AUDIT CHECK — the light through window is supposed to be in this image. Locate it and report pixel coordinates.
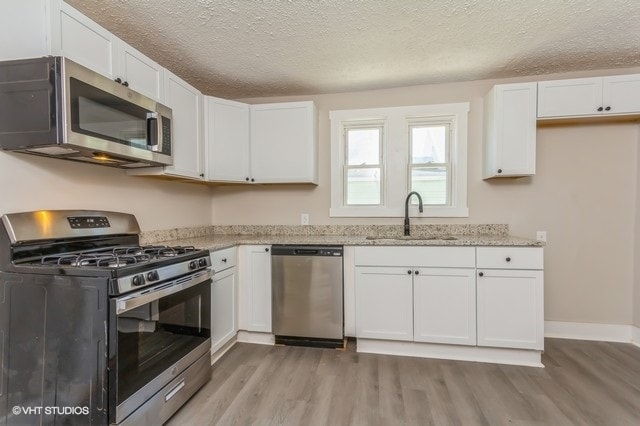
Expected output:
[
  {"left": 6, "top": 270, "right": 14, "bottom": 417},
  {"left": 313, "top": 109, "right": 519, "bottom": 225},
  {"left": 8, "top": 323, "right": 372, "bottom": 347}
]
[
  {"left": 345, "top": 126, "right": 383, "bottom": 205},
  {"left": 409, "top": 123, "right": 450, "bottom": 206}
]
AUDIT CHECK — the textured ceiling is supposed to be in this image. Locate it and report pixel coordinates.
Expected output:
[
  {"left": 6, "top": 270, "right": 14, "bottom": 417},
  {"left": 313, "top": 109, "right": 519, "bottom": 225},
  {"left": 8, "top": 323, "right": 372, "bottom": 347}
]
[{"left": 66, "top": 0, "right": 640, "bottom": 99}]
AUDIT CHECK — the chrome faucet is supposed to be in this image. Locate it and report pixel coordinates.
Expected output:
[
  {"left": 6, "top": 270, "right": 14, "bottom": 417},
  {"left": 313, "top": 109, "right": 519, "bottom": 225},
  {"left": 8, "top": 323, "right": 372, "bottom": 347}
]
[{"left": 404, "top": 191, "right": 423, "bottom": 236}]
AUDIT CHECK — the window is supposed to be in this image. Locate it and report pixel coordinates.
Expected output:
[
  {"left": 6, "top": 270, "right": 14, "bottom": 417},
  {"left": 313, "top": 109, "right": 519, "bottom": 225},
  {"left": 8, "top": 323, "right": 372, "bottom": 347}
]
[
  {"left": 409, "top": 121, "right": 450, "bottom": 206},
  {"left": 330, "top": 103, "right": 469, "bottom": 217},
  {"left": 345, "top": 124, "right": 383, "bottom": 205}
]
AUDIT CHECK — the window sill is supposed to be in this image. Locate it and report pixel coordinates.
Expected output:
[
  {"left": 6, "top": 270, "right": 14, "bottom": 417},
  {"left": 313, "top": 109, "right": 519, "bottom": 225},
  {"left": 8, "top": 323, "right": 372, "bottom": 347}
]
[{"left": 329, "top": 206, "right": 469, "bottom": 218}]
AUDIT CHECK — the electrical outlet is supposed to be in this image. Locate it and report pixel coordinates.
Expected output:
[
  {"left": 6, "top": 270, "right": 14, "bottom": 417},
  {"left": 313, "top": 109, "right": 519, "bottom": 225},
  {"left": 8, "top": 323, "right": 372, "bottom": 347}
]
[
  {"left": 301, "top": 213, "right": 309, "bottom": 225},
  {"left": 536, "top": 231, "right": 547, "bottom": 242}
]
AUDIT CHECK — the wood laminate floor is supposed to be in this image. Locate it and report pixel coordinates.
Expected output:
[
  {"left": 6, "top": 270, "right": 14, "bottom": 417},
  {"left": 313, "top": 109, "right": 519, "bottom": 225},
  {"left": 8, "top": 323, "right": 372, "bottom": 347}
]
[{"left": 167, "top": 338, "right": 640, "bottom": 425}]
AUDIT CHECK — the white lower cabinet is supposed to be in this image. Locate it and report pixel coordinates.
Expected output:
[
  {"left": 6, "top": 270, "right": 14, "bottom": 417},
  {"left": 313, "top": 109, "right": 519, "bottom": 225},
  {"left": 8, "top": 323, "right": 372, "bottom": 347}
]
[
  {"left": 238, "top": 245, "right": 272, "bottom": 333},
  {"left": 210, "top": 247, "right": 238, "bottom": 354},
  {"left": 211, "top": 265, "right": 237, "bottom": 353},
  {"left": 476, "top": 247, "right": 544, "bottom": 350},
  {"left": 476, "top": 269, "right": 544, "bottom": 350},
  {"left": 354, "top": 246, "right": 476, "bottom": 345},
  {"left": 413, "top": 268, "right": 476, "bottom": 345},
  {"left": 355, "top": 267, "right": 413, "bottom": 341}
]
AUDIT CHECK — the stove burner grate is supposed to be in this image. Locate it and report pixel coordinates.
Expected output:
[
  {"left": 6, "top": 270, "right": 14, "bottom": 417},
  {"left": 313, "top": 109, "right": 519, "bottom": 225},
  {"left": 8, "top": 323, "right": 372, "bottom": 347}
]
[{"left": 37, "top": 245, "right": 199, "bottom": 269}]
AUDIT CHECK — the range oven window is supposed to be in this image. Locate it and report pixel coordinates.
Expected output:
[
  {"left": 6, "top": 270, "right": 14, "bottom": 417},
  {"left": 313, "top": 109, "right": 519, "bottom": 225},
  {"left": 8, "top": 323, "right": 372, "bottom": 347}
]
[{"left": 116, "top": 280, "right": 210, "bottom": 404}]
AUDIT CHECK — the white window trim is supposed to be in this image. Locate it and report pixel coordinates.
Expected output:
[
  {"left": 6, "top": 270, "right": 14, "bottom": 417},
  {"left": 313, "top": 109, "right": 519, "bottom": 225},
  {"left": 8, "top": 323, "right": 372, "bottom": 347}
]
[{"left": 330, "top": 102, "right": 469, "bottom": 218}]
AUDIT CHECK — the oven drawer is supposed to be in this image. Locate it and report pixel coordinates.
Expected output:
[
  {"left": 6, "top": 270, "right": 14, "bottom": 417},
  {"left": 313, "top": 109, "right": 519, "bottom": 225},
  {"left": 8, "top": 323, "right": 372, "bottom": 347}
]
[
  {"left": 211, "top": 247, "right": 237, "bottom": 272},
  {"left": 118, "top": 352, "right": 211, "bottom": 425}
]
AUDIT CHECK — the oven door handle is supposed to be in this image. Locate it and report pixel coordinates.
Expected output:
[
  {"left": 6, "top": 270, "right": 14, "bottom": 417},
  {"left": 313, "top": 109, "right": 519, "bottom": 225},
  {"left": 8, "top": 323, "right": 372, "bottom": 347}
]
[{"left": 116, "top": 269, "right": 212, "bottom": 314}]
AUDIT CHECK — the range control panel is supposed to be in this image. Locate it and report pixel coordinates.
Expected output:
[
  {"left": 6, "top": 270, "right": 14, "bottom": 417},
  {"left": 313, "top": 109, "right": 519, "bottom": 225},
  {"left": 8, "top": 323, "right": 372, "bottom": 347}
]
[{"left": 67, "top": 216, "right": 111, "bottom": 229}]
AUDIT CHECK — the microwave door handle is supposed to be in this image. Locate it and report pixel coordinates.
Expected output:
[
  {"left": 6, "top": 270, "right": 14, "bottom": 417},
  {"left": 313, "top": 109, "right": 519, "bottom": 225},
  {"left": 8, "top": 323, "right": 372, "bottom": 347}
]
[{"left": 146, "top": 112, "right": 159, "bottom": 151}]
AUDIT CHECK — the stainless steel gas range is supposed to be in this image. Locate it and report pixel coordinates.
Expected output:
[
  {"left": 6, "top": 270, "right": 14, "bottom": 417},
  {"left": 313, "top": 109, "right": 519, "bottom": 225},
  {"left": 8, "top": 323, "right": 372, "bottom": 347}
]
[{"left": 0, "top": 210, "right": 212, "bottom": 425}]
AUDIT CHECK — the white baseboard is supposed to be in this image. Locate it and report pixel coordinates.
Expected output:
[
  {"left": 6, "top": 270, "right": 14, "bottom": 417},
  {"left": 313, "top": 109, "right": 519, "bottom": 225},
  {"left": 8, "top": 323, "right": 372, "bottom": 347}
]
[
  {"left": 211, "top": 336, "right": 237, "bottom": 365},
  {"left": 357, "top": 339, "right": 543, "bottom": 368},
  {"left": 544, "top": 321, "right": 633, "bottom": 343},
  {"left": 236, "top": 330, "right": 275, "bottom": 345},
  {"left": 633, "top": 326, "right": 640, "bottom": 348}
]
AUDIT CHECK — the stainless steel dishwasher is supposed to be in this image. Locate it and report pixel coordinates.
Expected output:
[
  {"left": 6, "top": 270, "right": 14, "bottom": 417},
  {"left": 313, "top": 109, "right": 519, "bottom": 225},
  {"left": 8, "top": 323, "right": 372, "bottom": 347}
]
[{"left": 271, "top": 245, "right": 344, "bottom": 348}]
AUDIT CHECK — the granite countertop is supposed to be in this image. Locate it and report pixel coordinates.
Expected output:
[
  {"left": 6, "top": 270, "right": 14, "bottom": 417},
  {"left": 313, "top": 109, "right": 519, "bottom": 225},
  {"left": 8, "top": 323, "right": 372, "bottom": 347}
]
[
  {"left": 140, "top": 224, "right": 543, "bottom": 250},
  {"left": 157, "top": 233, "right": 544, "bottom": 252}
]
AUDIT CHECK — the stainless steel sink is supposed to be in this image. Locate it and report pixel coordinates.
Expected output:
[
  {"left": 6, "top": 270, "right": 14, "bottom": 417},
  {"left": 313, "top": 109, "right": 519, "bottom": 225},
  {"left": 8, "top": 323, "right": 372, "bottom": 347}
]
[{"left": 365, "top": 235, "right": 458, "bottom": 241}]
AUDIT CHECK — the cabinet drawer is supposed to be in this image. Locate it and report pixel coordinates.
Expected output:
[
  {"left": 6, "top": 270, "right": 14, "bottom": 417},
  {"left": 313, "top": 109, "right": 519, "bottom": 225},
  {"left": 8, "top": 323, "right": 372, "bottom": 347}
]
[
  {"left": 211, "top": 247, "right": 237, "bottom": 271},
  {"left": 476, "top": 247, "right": 543, "bottom": 270},
  {"left": 354, "top": 246, "right": 475, "bottom": 268}
]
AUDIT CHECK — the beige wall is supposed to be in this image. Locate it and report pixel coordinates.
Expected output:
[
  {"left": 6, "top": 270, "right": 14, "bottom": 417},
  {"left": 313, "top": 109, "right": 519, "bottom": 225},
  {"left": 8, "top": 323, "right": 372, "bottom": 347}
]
[
  {"left": 211, "top": 68, "right": 640, "bottom": 326},
  {"left": 0, "top": 152, "right": 212, "bottom": 231},
  {"left": 635, "top": 129, "right": 640, "bottom": 329}
]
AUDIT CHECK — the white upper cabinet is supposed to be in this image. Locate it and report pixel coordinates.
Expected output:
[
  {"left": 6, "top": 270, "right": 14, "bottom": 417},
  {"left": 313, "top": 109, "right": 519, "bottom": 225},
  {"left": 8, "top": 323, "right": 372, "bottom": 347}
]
[
  {"left": 116, "top": 42, "right": 164, "bottom": 101},
  {"left": 205, "top": 100, "right": 318, "bottom": 184},
  {"left": 205, "top": 97, "right": 250, "bottom": 182},
  {"left": 161, "top": 71, "right": 204, "bottom": 179},
  {"left": 483, "top": 82, "right": 537, "bottom": 179},
  {"left": 538, "top": 74, "right": 640, "bottom": 118},
  {"left": 1, "top": 0, "right": 164, "bottom": 101},
  {"left": 250, "top": 101, "right": 318, "bottom": 184}
]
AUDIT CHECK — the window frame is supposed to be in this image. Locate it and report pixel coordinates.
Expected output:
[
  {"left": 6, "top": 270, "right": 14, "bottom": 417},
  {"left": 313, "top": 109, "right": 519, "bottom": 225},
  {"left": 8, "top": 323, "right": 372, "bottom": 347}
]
[{"left": 330, "top": 102, "right": 469, "bottom": 218}]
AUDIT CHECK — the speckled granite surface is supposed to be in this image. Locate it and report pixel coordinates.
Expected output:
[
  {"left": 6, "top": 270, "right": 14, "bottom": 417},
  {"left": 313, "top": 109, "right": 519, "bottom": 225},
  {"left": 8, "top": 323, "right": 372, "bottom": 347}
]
[{"left": 140, "top": 224, "right": 543, "bottom": 250}]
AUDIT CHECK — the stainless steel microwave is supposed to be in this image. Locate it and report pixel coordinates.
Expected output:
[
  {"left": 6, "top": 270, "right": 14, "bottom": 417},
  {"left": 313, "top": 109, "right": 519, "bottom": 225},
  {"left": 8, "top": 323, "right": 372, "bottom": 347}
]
[{"left": 0, "top": 56, "right": 172, "bottom": 168}]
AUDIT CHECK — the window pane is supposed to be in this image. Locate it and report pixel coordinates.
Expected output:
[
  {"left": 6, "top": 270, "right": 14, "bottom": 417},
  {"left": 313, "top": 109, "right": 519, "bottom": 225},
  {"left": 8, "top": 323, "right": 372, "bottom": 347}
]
[
  {"left": 411, "top": 126, "right": 446, "bottom": 164},
  {"left": 347, "top": 128, "right": 380, "bottom": 165},
  {"left": 411, "top": 167, "right": 447, "bottom": 205},
  {"left": 347, "top": 168, "right": 381, "bottom": 205}
]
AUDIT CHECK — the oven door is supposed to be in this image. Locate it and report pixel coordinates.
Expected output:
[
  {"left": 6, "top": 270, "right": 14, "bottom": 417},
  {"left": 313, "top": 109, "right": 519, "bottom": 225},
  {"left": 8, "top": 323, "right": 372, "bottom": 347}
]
[{"left": 110, "top": 269, "right": 211, "bottom": 424}]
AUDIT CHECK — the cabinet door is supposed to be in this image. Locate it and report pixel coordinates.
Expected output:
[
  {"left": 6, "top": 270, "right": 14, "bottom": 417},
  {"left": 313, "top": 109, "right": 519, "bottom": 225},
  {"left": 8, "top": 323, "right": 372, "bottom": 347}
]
[
  {"left": 238, "top": 245, "right": 272, "bottom": 333},
  {"left": 118, "top": 42, "right": 164, "bottom": 101},
  {"left": 0, "top": 0, "right": 49, "bottom": 60},
  {"left": 477, "top": 269, "right": 544, "bottom": 350},
  {"left": 537, "top": 77, "right": 603, "bottom": 118},
  {"left": 163, "top": 71, "right": 204, "bottom": 179},
  {"left": 51, "top": 0, "right": 118, "bottom": 78},
  {"left": 211, "top": 266, "right": 237, "bottom": 353},
  {"left": 250, "top": 101, "right": 318, "bottom": 184},
  {"left": 413, "top": 268, "right": 476, "bottom": 345},
  {"left": 483, "top": 83, "right": 537, "bottom": 178},
  {"left": 205, "top": 97, "right": 250, "bottom": 182},
  {"left": 602, "top": 74, "right": 640, "bottom": 115},
  {"left": 355, "top": 266, "right": 413, "bottom": 341}
]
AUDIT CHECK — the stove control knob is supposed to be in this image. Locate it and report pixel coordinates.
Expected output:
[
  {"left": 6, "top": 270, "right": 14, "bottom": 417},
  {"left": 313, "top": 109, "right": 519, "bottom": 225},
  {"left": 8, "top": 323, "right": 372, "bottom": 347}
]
[
  {"left": 132, "top": 274, "right": 145, "bottom": 287},
  {"left": 189, "top": 261, "right": 197, "bottom": 270},
  {"left": 146, "top": 271, "right": 159, "bottom": 281},
  {"left": 198, "top": 258, "right": 207, "bottom": 267}
]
